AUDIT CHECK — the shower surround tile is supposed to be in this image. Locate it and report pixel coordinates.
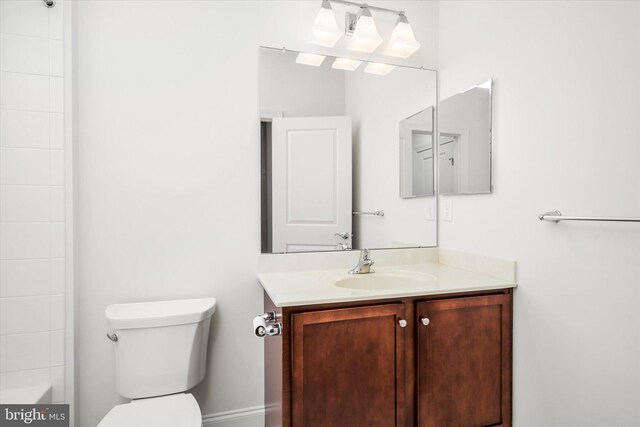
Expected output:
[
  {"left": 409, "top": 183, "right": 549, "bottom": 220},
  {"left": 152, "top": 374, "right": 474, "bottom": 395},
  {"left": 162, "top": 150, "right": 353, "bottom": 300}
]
[
  {"left": 0, "top": 0, "right": 68, "bottom": 405},
  {"left": 4, "top": 223, "right": 50, "bottom": 259},
  {"left": 2, "top": 72, "right": 49, "bottom": 112},
  {"left": 1, "top": 110, "right": 50, "bottom": 149},
  {"left": 5, "top": 259, "right": 50, "bottom": 297},
  {"left": 1, "top": 0, "right": 49, "bottom": 38},
  {"left": 5, "top": 295, "right": 51, "bottom": 334},
  {"left": 6, "top": 332, "right": 51, "bottom": 371},
  {"left": 1, "top": 34, "right": 49, "bottom": 75},
  {"left": 2, "top": 148, "right": 51, "bottom": 185},
  {"left": 1, "top": 185, "right": 50, "bottom": 222}
]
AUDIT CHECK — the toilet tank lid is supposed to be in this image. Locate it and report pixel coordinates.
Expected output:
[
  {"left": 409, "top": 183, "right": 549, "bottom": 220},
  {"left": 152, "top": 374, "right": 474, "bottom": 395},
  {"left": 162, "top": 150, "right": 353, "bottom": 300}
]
[{"left": 106, "top": 298, "right": 216, "bottom": 329}]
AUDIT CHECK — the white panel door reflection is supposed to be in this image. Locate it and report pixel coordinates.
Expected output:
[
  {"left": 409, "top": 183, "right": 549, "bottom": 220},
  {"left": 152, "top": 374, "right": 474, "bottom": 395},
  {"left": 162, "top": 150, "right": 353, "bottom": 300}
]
[
  {"left": 411, "top": 132, "right": 433, "bottom": 197},
  {"left": 438, "top": 134, "right": 458, "bottom": 194},
  {"left": 271, "top": 116, "right": 352, "bottom": 253}
]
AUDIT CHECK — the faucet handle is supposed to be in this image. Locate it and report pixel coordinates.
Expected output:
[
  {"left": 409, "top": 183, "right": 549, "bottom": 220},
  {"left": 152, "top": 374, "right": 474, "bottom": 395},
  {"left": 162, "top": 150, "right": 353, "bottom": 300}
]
[{"left": 361, "top": 248, "right": 370, "bottom": 260}]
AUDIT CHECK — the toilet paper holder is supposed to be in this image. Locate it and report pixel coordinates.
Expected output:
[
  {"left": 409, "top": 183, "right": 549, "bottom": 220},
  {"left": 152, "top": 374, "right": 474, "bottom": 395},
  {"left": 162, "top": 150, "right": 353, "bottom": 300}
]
[{"left": 254, "top": 311, "right": 282, "bottom": 337}]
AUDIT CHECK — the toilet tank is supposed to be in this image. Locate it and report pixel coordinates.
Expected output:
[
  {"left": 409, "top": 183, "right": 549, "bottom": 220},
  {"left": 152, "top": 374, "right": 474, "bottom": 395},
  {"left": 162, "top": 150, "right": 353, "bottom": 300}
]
[{"left": 105, "top": 298, "right": 216, "bottom": 399}]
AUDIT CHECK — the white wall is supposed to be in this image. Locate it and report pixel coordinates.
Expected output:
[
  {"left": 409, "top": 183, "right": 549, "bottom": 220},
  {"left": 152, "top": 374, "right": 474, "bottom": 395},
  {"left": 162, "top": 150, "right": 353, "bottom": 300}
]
[
  {"left": 74, "top": 2, "right": 263, "bottom": 425},
  {"left": 259, "top": 48, "right": 345, "bottom": 117},
  {"left": 74, "top": 1, "right": 438, "bottom": 426},
  {"left": 0, "top": 0, "right": 69, "bottom": 405},
  {"left": 438, "top": 2, "right": 640, "bottom": 425}
]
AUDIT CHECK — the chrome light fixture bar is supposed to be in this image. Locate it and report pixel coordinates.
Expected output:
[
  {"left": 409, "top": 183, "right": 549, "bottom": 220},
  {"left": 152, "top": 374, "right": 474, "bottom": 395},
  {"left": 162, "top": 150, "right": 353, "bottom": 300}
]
[{"left": 330, "top": 0, "right": 404, "bottom": 15}]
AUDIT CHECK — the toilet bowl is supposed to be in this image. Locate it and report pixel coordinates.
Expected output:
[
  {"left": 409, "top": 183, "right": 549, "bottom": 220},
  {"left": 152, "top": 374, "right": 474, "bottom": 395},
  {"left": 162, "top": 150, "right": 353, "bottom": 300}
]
[{"left": 98, "top": 298, "right": 216, "bottom": 427}]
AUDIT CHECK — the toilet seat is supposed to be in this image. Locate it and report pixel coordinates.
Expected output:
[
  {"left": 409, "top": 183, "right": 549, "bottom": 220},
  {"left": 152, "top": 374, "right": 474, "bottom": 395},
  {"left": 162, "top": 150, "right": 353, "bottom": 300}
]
[{"left": 98, "top": 393, "right": 202, "bottom": 427}]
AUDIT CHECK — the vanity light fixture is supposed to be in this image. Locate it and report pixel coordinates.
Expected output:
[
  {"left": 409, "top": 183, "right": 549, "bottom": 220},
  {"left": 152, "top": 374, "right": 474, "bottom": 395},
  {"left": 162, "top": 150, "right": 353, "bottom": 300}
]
[
  {"left": 308, "top": 0, "right": 342, "bottom": 48},
  {"left": 347, "top": 6, "right": 383, "bottom": 53},
  {"left": 295, "top": 52, "right": 327, "bottom": 67},
  {"left": 364, "top": 62, "right": 395, "bottom": 76},
  {"left": 384, "top": 12, "right": 421, "bottom": 59},
  {"left": 332, "top": 57, "right": 363, "bottom": 71},
  {"left": 308, "top": 1, "right": 422, "bottom": 59}
]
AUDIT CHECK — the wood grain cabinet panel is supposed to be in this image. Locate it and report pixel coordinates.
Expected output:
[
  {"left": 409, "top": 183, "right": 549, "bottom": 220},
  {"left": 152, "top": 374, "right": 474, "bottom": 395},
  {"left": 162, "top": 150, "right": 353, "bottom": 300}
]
[
  {"left": 416, "top": 294, "right": 512, "bottom": 427},
  {"left": 265, "top": 290, "right": 513, "bottom": 427},
  {"left": 291, "top": 304, "right": 406, "bottom": 427}
]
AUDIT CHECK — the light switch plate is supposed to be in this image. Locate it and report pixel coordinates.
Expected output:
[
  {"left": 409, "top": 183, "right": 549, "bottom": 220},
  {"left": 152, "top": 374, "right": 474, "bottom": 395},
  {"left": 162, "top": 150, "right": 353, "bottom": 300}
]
[{"left": 442, "top": 199, "right": 453, "bottom": 222}]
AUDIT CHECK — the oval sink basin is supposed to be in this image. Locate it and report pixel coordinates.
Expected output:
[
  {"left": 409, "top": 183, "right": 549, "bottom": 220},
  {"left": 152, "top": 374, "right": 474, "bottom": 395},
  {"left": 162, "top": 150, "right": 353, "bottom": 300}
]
[{"left": 335, "top": 272, "right": 433, "bottom": 291}]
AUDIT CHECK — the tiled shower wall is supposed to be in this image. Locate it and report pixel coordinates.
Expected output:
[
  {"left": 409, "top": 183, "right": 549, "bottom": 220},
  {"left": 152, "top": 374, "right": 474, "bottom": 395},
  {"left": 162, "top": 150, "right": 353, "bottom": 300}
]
[{"left": 0, "top": 0, "right": 66, "bottom": 403}]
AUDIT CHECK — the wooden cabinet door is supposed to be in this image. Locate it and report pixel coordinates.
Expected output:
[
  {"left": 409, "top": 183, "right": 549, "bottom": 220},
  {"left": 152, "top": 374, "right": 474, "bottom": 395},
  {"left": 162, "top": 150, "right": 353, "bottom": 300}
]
[
  {"left": 291, "top": 304, "right": 406, "bottom": 427},
  {"left": 416, "top": 294, "right": 512, "bottom": 427}
]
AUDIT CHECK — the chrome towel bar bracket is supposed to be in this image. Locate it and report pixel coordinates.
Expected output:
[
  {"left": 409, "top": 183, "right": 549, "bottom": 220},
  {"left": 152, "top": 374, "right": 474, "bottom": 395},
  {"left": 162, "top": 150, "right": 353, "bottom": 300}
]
[{"left": 538, "top": 210, "right": 640, "bottom": 223}]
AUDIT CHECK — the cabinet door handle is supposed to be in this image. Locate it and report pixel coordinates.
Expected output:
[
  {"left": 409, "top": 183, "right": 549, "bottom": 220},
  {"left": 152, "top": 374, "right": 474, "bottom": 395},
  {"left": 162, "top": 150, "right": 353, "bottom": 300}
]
[
  {"left": 420, "top": 317, "right": 430, "bottom": 326},
  {"left": 398, "top": 319, "right": 407, "bottom": 328},
  {"left": 334, "top": 232, "right": 350, "bottom": 240}
]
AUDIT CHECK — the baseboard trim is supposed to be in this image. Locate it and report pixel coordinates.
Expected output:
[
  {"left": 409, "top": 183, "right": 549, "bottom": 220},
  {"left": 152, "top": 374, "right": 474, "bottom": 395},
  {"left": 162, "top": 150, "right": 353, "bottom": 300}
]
[{"left": 202, "top": 405, "right": 265, "bottom": 427}]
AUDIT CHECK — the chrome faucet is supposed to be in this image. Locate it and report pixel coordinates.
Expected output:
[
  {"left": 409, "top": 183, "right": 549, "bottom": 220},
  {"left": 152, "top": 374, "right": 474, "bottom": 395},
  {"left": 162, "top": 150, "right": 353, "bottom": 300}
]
[{"left": 349, "top": 249, "right": 375, "bottom": 274}]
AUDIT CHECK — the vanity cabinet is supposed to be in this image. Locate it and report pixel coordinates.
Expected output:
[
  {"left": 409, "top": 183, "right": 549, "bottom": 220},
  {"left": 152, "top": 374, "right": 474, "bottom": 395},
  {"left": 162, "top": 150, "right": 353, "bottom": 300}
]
[
  {"left": 264, "top": 290, "right": 512, "bottom": 427},
  {"left": 291, "top": 304, "right": 406, "bottom": 427},
  {"left": 416, "top": 294, "right": 512, "bottom": 427}
]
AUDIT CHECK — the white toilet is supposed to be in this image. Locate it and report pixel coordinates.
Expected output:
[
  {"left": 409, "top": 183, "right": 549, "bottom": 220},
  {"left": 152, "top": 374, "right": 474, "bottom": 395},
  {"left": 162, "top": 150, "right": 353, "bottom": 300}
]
[{"left": 98, "top": 297, "right": 217, "bottom": 427}]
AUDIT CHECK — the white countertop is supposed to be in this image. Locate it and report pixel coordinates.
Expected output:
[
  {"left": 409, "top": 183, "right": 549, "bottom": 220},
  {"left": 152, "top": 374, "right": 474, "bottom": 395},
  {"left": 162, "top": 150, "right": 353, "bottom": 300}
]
[{"left": 258, "top": 262, "right": 517, "bottom": 307}]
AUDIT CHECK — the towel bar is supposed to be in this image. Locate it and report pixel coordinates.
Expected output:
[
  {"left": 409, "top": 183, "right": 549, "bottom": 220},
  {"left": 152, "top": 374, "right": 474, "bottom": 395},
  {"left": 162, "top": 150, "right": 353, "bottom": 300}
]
[{"left": 538, "top": 210, "right": 640, "bottom": 223}]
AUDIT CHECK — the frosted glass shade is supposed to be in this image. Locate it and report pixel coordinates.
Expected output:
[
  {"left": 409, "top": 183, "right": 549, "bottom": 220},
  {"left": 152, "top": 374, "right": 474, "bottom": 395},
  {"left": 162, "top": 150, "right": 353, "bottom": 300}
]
[
  {"left": 296, "top": 53, "right": 326, "bottom": 67},
  {"left": 307, "top": 0, "right": 342, "bottom": 48},
  {"left": 364, "top": 62, "right": 395, "bottom": 76},
  {"left": 348, "top": 7, "right": 382, "bottom": 53},
  {"left": 332, "top": 57, "right": 362, "bottom": 71},
  {"left": 384, "top": 14, "right": 421, "bottom": 59}
]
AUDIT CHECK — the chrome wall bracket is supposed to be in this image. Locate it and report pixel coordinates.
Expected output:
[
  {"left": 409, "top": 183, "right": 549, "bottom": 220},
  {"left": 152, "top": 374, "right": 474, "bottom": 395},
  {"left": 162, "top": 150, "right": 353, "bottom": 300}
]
[
  {"left": 345, "top": 12, "right": 357, "bottom": 35},
  {"left": 253, "top": 312, "right": 283, "bottom": 337},
  {"left": 265, "top": 323, "right": 282, "bottom": 336},
  {"left": 262, "top": 311, "right": 280, "bottom": 323},
  {"left": 538, "top": 210, "right": 562, "bottom": 223}
]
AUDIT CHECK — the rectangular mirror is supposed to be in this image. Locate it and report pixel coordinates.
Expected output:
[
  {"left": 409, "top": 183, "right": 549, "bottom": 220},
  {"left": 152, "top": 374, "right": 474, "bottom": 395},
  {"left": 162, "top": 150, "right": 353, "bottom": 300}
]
[
  {"left": 438, "top": 80, "right": 493, "bottom": 195},
  {"left": 259, "top": 47, "right": 437, "bottom": 254}
]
